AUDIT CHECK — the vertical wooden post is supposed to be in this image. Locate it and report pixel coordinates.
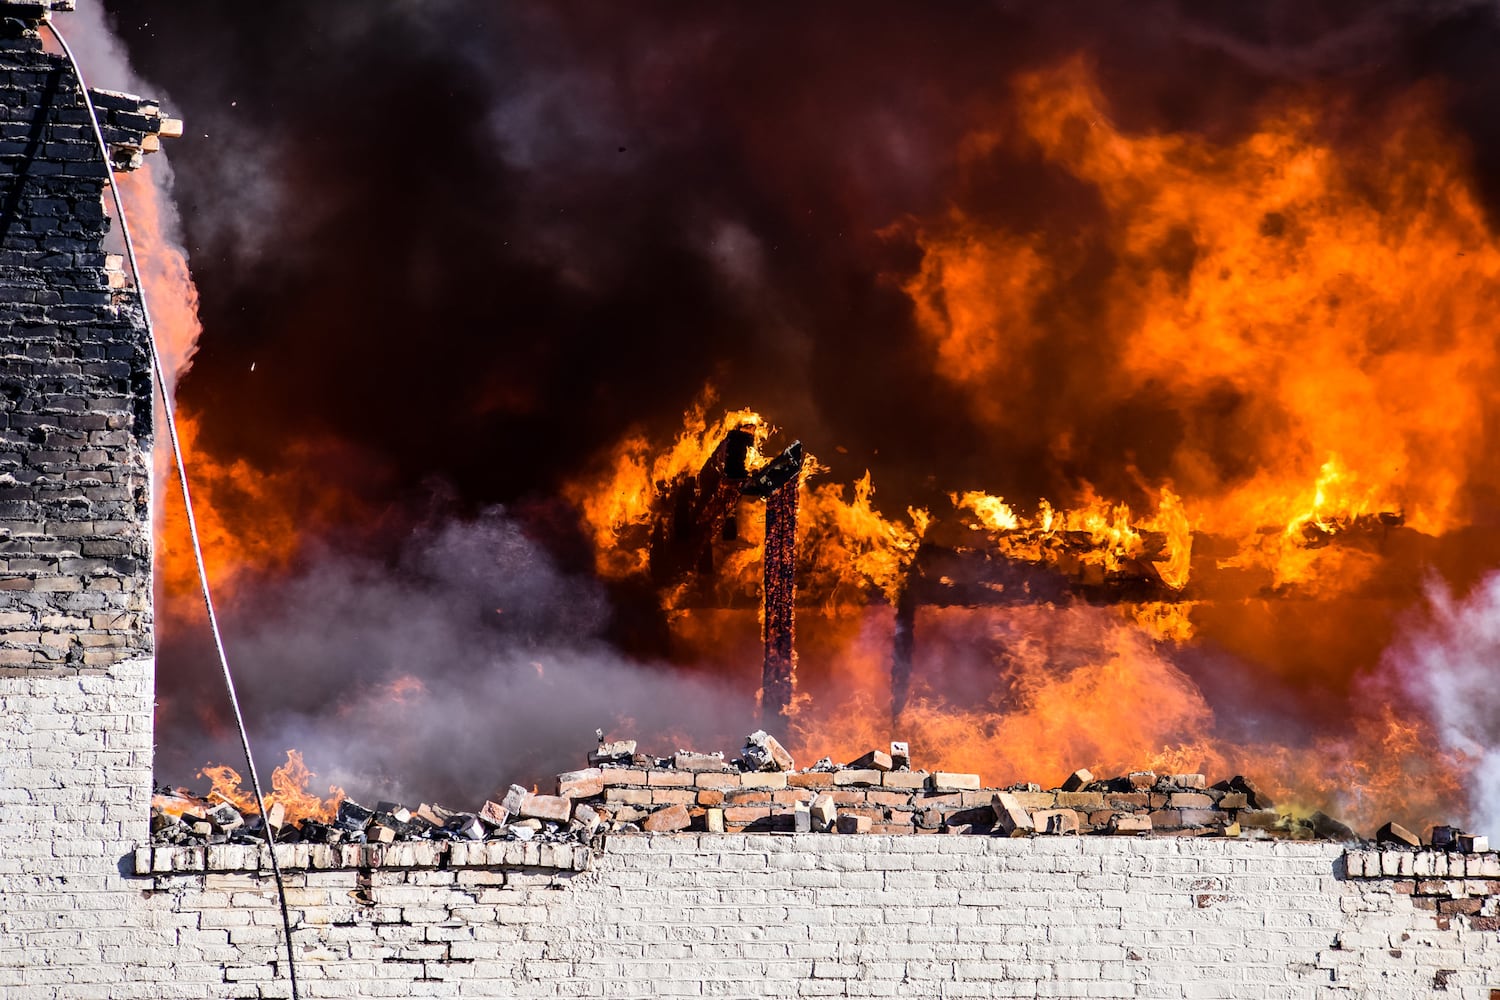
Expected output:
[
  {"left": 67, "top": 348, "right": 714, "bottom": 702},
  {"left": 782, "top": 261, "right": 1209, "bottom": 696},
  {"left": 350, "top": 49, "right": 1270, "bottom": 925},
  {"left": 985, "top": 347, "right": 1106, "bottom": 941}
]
[{"left": 761, "top": 479, "right": 798, "bottom": 727}]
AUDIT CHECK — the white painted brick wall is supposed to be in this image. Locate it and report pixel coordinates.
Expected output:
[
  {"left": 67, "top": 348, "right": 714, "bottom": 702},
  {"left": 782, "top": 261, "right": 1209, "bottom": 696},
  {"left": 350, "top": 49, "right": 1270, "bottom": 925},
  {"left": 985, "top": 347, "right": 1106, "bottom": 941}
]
[
  {"left": 0, "top": 658, "right": 156, "bottom": 997},
  {"left": 9, "top": 830, "right": 1496, "bottom": 999}
]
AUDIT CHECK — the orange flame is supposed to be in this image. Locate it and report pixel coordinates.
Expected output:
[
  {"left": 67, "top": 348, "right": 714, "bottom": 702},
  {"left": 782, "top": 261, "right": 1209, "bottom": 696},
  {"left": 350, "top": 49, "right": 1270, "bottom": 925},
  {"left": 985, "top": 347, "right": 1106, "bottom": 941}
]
[
  {"left": 194, "top": 750, "right": 345, "bottom": 825},
  {"left": 568, "top": 392, "right": 929, "bottom": 610},
  {"left": 134, "top": 53, "right": 1495, "bottom": 839},
  {"left": 904, "top": 58, "right": 1499, "bottom": 580},
  {"left": 954, "top": 486, "right": 1190, "bottom": 589},
  {"left": 566, "top": 390, "right": 768, "bottom": 580}
]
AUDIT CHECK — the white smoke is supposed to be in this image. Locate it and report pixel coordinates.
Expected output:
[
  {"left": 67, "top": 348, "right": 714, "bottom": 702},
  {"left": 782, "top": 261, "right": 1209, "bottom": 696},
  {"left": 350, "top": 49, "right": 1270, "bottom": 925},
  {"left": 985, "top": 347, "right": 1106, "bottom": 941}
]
[
  {"left": 47, "top": 1, "right": 137, "bottom": 93},
  {"left": 1385, "top": 572, "right": 1500, "bottom": 836}
]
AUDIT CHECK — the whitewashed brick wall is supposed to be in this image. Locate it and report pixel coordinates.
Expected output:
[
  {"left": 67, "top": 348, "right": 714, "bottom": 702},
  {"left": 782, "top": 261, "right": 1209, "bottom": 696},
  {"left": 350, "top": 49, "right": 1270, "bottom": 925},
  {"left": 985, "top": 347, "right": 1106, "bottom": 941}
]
[
  {"left": 0, "top": 657, "right": 156, "bottom": 997},
  {"left": 5, "top": 833, "right": 1487, "bottom": 999}
]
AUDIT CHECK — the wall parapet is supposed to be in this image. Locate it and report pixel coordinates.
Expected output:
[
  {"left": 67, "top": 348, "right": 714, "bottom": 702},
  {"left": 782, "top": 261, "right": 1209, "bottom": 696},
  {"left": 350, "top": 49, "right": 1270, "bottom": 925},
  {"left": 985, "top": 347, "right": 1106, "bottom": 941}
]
[
  {"left": 135, "top": 839, "right": 591, "bottom": 876},
  {"left": 1345, "top": 847, "right": 1500, "bottom": 879}
]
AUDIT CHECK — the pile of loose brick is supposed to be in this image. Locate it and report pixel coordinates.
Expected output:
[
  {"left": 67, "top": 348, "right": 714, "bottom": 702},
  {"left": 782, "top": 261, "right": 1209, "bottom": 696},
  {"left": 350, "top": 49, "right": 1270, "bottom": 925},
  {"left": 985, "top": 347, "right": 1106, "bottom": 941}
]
[
  {"left": 153, "top": 730, "right": 1371, "bottom": 848},
  {"left": 563, "top": 731, "right": 1354, "bottom": 840}
]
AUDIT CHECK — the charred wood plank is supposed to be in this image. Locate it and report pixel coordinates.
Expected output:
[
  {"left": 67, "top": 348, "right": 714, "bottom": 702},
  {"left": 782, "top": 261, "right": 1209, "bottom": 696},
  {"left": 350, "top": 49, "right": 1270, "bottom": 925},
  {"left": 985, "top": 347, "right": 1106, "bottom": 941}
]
[
  {"left": 761, "top": 477, "right": 798, "bottom": 728},
  {"left": 648, "top": 426, "right": 757, "bottom": 586}
]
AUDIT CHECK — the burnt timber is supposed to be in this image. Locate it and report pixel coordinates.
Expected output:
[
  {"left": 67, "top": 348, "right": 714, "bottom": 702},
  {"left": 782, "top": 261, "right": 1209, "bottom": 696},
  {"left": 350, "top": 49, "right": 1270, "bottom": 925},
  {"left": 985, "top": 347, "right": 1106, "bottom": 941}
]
[{"left": 647, "top": 426, "right": 805, "bottom": 724}]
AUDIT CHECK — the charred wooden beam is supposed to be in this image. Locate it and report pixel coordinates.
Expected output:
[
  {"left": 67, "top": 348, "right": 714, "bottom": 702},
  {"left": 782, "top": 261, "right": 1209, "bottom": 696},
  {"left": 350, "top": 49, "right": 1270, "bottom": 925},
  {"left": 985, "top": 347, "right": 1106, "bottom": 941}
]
[
  {"left": 741, "top": 441, "right": 804, "bottom": 497},
  {"left": 643, "top": 426, "right": 806, "bottom": 725},
  {"left": 756, "top": 442, "right": 804, "bottom": 727},
  {"left": 648, "top": 425, "right": 757, "bottom": 587}
]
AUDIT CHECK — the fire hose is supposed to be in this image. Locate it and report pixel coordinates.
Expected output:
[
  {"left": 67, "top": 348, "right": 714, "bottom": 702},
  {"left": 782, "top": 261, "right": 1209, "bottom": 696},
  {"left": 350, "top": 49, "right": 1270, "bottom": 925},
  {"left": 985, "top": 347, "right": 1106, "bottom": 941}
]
[{"left": 41, "top": 21, "right": 303, "bottom": 1000}]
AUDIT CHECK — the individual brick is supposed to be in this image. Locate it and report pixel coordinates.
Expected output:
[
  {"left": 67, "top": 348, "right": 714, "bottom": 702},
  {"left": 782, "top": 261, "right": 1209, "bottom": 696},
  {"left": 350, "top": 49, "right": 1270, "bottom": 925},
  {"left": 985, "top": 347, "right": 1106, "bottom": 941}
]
[
  {"left": 673, "top": 751, "right": 730, "bottom": 772},
  {"left": 723, "top": 805, "right": 774, "bottom": 825},
  {"left": 810, "top": 794, "right": 836, "bottom": 832},
  {"left": 890, "top": 741, "right": 910, "bottom": 769},
  {"left": 1376, "top": 822, "right": 1421, "bottom": 848},
  {"left": 572, "top": 803, "right": 601, "bottom": 839},
  {"left": 880, "top": 770, "right": 928, "bottom": 790},
  {"left": 742, "top": 730, "right": 794, "bottom": 771},
  {"left": 846, "top": 749, "right": 893, "bottom": 771},
  {"left": 787, "top": 772, "right": 836, "bottom": 790},
  {"left": 740, "top": 772, "right": 788, "bottom": 790},
  {"left": 1166, "top": 773, "right": 1208, "bottom": 789},
  {"left": 518, "top": 793, "right": 571, "bottom": 823},
  {"left": 642, "top": 803, "right": 691, "bottom": 833},
  {"left": 931, "top": 772, "right": 982, "bottom": 791},
  {"left": 1168, "top": 792, "right": 1215, "bottom": 810},
  {"left": 1110, "top": 814, "right": 1152, "bottom": 834},
  {"left": 866, "top": 790, "right": 915, "bottom": 808},
  {"left": 1057, "top": 792, "right": 1105, "bottom": 810},
  {"left": 556, "top": 767, "right": 604, "bottom": 798},
  {"left": 605, "top": 787, "right": 651, "bottom": 806},
  {"left": 1012, "top": 791, "right": 1058, "bottom": 810},
  {"left": 991, "top": 792, "right": 1033, "bottom": 838},
  {"left": 695, "top": 771, "right": 741, "bottom": 789},
  {"left": 1032, "top": 809, "right": 1080, "bottom": 835},
  {"left": 1238, "top": 808, "right": 1281, "bottom": 829},
  {"left": 836, "top": 814, "right": 873, "bottom": 834}
]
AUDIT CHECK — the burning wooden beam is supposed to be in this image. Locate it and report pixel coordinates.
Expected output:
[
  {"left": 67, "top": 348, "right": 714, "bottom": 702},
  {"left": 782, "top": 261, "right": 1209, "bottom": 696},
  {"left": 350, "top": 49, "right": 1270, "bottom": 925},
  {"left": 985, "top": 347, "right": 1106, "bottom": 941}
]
[
  {"left": 645, "top": 429, "right": 806, "bottom": 725},
  {"left": 648, "top": 425, "right": 758, "bottom": 587},
  {"left": 747, "top": 442, "right": 804, "bottom": 727},
  {"left": 762, "top": 476, "right": 798, "bottom": 727}
]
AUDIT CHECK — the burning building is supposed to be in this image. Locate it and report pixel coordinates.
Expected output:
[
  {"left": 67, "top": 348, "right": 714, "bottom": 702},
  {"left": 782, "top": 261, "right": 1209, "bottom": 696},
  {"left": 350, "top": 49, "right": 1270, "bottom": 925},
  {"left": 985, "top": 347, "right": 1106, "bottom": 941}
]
[{"left": 6, "top": 1, "right": 1500, "bottom": 995}]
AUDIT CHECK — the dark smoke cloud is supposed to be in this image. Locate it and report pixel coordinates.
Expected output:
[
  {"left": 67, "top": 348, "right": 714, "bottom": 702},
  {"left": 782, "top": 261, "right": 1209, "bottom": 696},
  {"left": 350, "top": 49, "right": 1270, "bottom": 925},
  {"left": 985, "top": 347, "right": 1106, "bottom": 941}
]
[{"left": 99, "top": 0, "right": 1500, "bottom": 503}]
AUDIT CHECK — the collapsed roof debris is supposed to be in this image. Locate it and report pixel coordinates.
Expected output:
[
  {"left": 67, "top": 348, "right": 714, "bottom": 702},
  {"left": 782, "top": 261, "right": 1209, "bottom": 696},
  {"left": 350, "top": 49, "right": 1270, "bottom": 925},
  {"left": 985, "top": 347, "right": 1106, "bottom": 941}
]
[{"left": 155, "top": 731, "right": 1486, "bottom": 851}]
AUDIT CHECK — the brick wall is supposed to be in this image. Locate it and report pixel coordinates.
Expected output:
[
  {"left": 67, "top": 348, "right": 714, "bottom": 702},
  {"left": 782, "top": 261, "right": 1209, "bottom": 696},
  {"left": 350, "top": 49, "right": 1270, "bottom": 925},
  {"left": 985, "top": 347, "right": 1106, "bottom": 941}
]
[
  {"left": 0, "top": 0, "right": 163, "bottom": 673},
  {"left": 99, "top": 838, "right": 1500, "bottom": 998}
]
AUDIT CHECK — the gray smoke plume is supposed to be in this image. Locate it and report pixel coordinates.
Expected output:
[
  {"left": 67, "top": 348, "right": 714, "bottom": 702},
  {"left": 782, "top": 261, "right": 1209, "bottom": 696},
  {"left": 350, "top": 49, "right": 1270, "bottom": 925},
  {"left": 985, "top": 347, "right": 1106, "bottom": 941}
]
[
  {"left": 1386, "top": 573, "right": 1500, "bottom": 837},
  {"left": 177, "top": 508, "right": 758, "bottom": 806}
]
